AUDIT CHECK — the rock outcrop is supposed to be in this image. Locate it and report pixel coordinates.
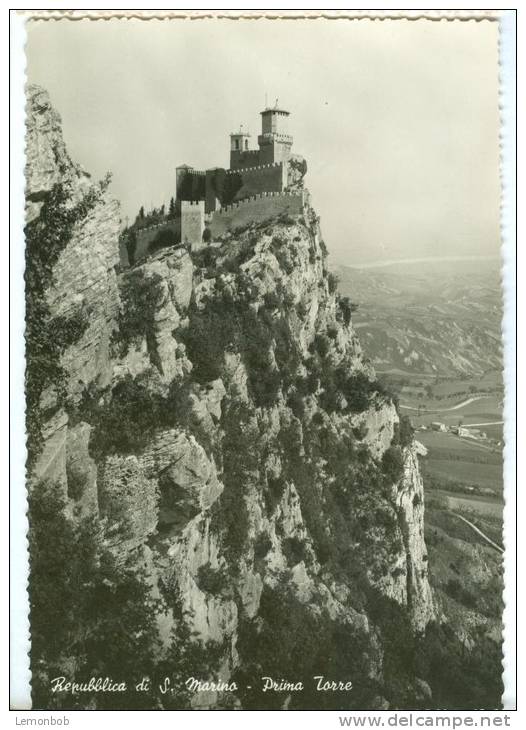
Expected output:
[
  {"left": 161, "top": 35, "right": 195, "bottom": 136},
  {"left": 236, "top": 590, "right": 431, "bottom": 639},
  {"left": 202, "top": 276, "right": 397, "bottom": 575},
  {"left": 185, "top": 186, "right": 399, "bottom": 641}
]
[{"left": 26, "top": 84, "right": 435, "bottom": 710}]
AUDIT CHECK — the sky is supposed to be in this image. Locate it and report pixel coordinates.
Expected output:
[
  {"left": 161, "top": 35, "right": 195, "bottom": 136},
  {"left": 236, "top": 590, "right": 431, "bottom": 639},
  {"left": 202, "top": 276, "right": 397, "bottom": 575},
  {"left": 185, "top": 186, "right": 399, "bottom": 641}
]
[{"left": 26, "top": 17, "right": 501, "bottom": 265}]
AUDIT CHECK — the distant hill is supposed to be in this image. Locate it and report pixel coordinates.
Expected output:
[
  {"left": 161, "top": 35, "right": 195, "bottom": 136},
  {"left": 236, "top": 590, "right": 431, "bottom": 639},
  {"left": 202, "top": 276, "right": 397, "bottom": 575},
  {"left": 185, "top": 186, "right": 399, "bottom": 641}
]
[{"left": 335, "top": 258, "right": 503, "bottom": 377}]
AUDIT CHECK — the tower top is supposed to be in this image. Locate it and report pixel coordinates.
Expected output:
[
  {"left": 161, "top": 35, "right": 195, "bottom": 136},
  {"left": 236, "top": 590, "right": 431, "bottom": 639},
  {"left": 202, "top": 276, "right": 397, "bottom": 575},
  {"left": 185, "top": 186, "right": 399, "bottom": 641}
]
[
  {"left": 261, "top": 107, "right": 290, "bottom": 117},
  {"left": 230, "top": 123, "right": 251, "bottom": 138}
]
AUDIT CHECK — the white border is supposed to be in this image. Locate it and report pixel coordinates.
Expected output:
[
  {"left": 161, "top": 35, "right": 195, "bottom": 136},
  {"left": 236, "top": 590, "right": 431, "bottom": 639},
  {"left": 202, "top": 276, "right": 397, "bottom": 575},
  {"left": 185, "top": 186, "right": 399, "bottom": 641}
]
[
  {"left": 498, "top": 9, "right": 517, "bottom": 713},
  {"left": 7, "top": 5, "right": 518, "bottom": 722},
  {"left": 9, "top": 9, "right": 30, "bottom": 713}
]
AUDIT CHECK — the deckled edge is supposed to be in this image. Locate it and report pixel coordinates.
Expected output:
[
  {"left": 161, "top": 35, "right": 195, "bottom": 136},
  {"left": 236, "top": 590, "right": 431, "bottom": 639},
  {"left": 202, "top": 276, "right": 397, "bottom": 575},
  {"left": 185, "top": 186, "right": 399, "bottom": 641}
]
[
  {"left": 9, "top": 7, "right": 515, "bottom": 711},
  {"left": 498, "top": 9, "right": 517, "bottom": 712},
  {"left": 18, "top": 8, "right": 501, "bottom": 22},
  {"left": 10, "top": 11, "right": 31, "bottom": 710}
]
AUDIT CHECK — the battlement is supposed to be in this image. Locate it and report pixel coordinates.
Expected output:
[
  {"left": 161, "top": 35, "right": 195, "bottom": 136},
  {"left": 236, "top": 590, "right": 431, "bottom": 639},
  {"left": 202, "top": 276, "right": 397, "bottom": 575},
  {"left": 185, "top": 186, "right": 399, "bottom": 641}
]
[
  {"left": 258, "top": 132, "right": 293, "bottom": 143},
  {"left": 216, "top": 190, "right": 305, "bottom": 214},
  {"left": 185, "top": 169, "right": 206, "bottom": 176},
  {"left": 209, "top": 190, "right": 307, "bottom": 238},
  {"left": 135, "top": 220, "right": 173, "bottom": 235},
  {"left": 226, "top": 161, "right": 283, "bottom": 175},
  {"left": 181, "top": 200, "right": 205, "bottom": 207},
  {"left": 123, "top": 218, "right": 181, "bottom": 266},
  {"left": 233, "top": 149, "right": 259, "bottom": 157}
]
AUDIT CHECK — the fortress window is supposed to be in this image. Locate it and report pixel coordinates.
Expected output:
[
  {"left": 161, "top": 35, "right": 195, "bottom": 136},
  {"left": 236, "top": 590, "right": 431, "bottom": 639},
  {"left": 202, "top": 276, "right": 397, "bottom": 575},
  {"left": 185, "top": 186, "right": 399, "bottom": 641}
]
[
  {"left": 245, "top": 139, "right": 248, "bottom": 150},
  {"left": 235, "top": 139, "right": 240, "bottom": 150}
]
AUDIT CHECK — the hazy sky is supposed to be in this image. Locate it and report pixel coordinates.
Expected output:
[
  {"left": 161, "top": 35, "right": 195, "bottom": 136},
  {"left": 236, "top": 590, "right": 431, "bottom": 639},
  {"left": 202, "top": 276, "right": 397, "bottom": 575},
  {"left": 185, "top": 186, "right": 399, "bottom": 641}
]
[{"left": 26, "top": 17, "right": 501, "bottom": 265}]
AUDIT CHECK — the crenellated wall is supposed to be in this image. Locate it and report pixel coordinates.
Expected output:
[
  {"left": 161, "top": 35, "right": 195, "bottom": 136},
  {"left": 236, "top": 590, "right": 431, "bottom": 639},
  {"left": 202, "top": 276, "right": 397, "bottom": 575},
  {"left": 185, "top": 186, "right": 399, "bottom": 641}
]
[
  {"left": 209, "top": 190, "right": 307, "bottom": 237},
  {"left": 132, "top": 220, "right": 181, "bottom": 264},
  {"left": 230, "top": 148, "right": 261, "bottom": 170},
  {"left": 229, "top": 162, "right": 287, "bottom": 202}
]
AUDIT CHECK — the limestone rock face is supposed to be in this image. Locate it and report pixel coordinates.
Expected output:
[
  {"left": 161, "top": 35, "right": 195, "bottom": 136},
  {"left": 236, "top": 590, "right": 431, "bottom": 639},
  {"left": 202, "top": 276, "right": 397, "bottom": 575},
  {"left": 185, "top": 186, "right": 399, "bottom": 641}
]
[
  {"left": 140, "top": 429, "right": 223, "bottom": 528},
  {"left": 169, "top": 515, "right": 238, "bottom": 642},
  {"left": 27, "top": 85, "right": 436, "bottom": 710},
  {"left": 113, "top": 247, "right": 193, "bottom": 384},
  {"left": 65, "top": 421, "right": 98, "bottom": 516},
  {"left": 98, "top": 454, "right": 158, "bottom": 556},
  {"left": 396, "top": 445, "right": 435, "bottom": 631},
  {"left": 25, "top": 84, "right": 87, "bottom": 221},
  {"left": 48, "top": 193, "right": 121, "bottom": 397},
  {"left": 356, "top": 400, "right": 399, "bottom": 458},
  {"left": 26, "top": 84, "right": 122, "bottom": 405}
]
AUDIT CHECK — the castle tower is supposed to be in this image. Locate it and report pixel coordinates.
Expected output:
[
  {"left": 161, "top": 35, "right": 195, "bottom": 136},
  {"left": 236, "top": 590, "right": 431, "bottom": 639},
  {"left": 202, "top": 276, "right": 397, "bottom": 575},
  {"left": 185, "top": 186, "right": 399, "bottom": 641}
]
[
  {"left": 176, "top": 164, "right": 194, "bottom": 200},
  {"left": 229, "top": 126, "right": 252, "bottom": 169},
  {"left": 181, "top": 200, "right": 205, "bottom": 250},
  {"left": 258, "top": 104, "right": 293, "bottom": 165}
]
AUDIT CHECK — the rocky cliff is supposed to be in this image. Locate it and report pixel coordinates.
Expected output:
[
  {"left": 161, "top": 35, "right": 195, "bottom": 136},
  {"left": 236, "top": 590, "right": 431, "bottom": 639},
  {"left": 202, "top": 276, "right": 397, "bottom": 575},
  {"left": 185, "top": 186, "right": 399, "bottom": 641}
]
[{"left": 26, "top": 85, "right": 436, "bottom": 711}]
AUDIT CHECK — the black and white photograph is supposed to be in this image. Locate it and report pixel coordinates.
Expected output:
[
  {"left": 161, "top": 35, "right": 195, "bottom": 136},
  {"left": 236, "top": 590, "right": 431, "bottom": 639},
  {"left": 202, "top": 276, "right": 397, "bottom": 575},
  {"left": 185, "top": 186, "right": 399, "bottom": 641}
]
[{"left": 10, "top": 8, "right": 516, "bottom": 715}]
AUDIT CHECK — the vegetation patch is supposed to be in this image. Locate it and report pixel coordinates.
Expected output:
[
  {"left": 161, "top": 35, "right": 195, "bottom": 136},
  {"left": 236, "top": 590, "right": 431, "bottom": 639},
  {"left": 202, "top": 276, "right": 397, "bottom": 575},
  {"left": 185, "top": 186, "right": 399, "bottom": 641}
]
[
  {"left": 234, "top": 581, "right": 376, "bottom": 710},
  {"left": 210, "top": 401, "right": 257, "bottom": 566},
  {"left": 114, "top": 269, "right": 165, "bottom": 369},
  {"left": 86, "top": 376, "right": 183, "bottom": 458},
  {"left": 25, "top": 178, "right": 111, "bottom": 464},
  {"left": 196, "top": 564, "right": 228, "bottom": 596},
  {"left": 282, "top": 535, "right": 307, "bottom": 567}
]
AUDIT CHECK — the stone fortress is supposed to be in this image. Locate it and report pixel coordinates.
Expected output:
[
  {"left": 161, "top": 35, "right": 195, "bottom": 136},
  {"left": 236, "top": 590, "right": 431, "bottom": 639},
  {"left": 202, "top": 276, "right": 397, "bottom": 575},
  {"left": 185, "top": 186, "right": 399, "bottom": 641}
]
[{"left": 121, "top": 103, "right": 309, "bottom": 266}]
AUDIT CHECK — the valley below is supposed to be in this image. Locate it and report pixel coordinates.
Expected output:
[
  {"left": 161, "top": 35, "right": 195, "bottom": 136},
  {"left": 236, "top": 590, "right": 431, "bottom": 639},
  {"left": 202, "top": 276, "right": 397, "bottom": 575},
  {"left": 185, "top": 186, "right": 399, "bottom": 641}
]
[{"left": 336, "top": 258, "right": 505, "bottom": 679}]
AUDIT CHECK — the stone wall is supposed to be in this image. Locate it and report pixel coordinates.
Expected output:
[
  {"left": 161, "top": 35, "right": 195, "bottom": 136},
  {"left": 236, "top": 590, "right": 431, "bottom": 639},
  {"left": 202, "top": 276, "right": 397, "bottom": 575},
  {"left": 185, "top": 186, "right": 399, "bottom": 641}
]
[
  {"left": 231, "top": 162, "right": 286, "bottom": 202},
  {"left": 132, "top": 220, "right": 181, "bottom": 263},
  {"left": 209, "top": 191, "right": 307, "bottom": 238},
  {"left": 181, "top": 200, "right": 205, "bottom": 249},
  {"left": 230, "top": 148, "right": 261, "bottom": 170},
  {"left": 258, "top": 133, "right": 293, "bottom": 165}
]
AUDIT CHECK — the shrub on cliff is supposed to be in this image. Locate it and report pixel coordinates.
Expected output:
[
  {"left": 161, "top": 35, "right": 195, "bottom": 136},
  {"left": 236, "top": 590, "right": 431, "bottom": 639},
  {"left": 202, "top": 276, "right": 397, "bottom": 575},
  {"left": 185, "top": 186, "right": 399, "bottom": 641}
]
[
  {"left": 337, "top": 295, "right": 358, "bottom": 326},
  {"left": 254, "top": 532, "right": 272, "bottom": 561},
  {"left": 282, "top": 535, "right": 307, "bottom": 567},
  {"left": 398, "top": 415, "right": 415, "bottom": 447},
  {"left": 28, "top": 480, "right": 162, "bottom": 709},
  {"left": 382, "top": 445, "right": 405, "bottom": 483},
  {"left": 327, "top": 271, "right": 339, "bottom": 294},
  {"left": 341, "top": 372, "right": 377, "bottom": 412},
  {"left": 210, "top": 401, "right": 258, "bottom": 565},
  {"left": 88, "top": 376, "right": 184, "bottom": 458},
  {"left": 415, "top": 622, "right": 503, "bottom": 710},
  {"left": 48, "top": 307, "right": 91, "bottom": 353},
  {"left": 234, "top": 583, "right": 376, "bottom": 710},
  {"left": 263, "top": 475, "right": 287, "bottom": 514},
  {"left": 115, "top": 269, "right": 165, "bottom": 366},
  {"left": 25, "top": 177, "right": 111, "bottom": 464},
  {"left": 196, "top": 564, "right": 228, "bottom": 595}
]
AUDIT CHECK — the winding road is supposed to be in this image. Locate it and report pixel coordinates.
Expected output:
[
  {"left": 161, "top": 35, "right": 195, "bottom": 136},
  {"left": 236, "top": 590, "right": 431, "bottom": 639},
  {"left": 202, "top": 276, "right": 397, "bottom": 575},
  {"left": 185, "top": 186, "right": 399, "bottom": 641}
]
[
  {"left": 452, "top": 513, "right": 504, "bottom": 554},
  {"left": 400, "top": 395, "right": 491, "bottom": 413}
]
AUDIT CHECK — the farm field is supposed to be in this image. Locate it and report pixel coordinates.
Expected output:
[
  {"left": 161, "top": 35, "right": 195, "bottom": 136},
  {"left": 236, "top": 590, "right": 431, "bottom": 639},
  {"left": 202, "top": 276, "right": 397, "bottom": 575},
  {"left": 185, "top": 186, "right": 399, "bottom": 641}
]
[
  {"left": 433, "top": 490, "right": 503, "bottom": 519},
  {"left": 418, "top": 430, "right": 503, "bottom": 495},
  {"left": 424, "top": 459, "right": 502, "bottom": 491},
  {"left": 417, "top": 430, "right": 501, "bottom": 456},
  {"left": 401, "top": 391, "right": 500, "bottom": 410},
  {"left": 402, "top": 392, "right": 503, "bottom": 441}
]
